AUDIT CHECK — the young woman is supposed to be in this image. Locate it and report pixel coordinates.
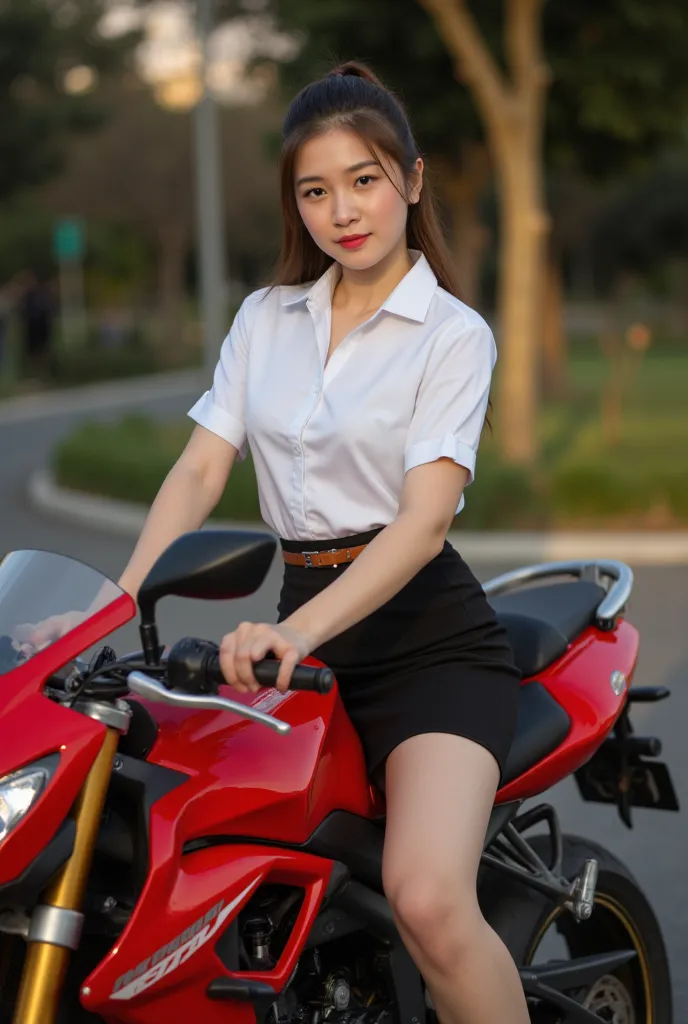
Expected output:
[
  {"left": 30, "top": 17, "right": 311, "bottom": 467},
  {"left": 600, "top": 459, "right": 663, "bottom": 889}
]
[{"left": 52, "top": 62, "right": 528, "bottom": 1022}]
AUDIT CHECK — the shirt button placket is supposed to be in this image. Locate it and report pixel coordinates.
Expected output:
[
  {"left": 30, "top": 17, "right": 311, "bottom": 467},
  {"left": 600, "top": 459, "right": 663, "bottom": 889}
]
[{"left": 291, "top": 302, "right": 326, "bottom": 537}]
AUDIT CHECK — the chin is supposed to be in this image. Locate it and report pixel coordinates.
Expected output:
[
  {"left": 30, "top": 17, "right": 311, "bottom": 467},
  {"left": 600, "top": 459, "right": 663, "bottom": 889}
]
[{"left": 335, "top": 246, "right": 388, "bottom": 271}]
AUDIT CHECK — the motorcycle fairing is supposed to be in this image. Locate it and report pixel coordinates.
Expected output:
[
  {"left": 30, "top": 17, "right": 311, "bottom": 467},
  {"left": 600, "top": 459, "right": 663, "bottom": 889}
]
[
  {"left": 141, "top": 657, "right": 378, "bottom": 845},
  {"left": 0, "top": 693, "right": 105, "bottom": 887},
  {"left": 83, "top": 844, "right": 335, "bottom": 1023}
]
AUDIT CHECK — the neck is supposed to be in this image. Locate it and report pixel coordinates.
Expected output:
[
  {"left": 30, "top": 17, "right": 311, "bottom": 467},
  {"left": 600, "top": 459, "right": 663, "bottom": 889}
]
[{"left": 333, "top": 240, "right": 413, "bottom": 314}]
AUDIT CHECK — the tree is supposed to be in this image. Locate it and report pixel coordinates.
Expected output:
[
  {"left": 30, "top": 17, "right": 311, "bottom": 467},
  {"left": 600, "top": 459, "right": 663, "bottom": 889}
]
[
  {"left": 271, "top": 0, "right": 688, "bottom": 462},
  {"left": 42, "top": 80, "right": 283, "bottom": 345},
  {"left": 0, "top": 0, "right": 139, "bottom": 205},
  {"left": 590, "top": 153, "right": 688, "bottom": 294},
  {"left": 416, "top": 0, "right": 550, "bottom": 465},
  {"left": 541, "top": 0, "right": 688, "bottom": 396},
  {"left": 419, "top": 0, "right": 688, "bottom": 454}
]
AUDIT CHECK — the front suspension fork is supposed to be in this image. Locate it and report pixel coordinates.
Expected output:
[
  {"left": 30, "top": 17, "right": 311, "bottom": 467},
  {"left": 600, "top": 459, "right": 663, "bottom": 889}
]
[{"left": 13, "top": 713, "right": 125, "bottom": 1023}]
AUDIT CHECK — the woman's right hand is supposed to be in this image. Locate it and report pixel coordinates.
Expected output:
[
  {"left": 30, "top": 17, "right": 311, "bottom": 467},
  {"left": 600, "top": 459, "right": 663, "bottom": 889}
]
[{"left": 13, "top": 610, "right": 87, "bottom": 654}]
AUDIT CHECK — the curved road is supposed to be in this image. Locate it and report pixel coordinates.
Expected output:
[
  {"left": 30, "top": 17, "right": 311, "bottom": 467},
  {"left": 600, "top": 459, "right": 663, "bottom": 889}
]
[{"left": 1, "top": 375, "right": 687, "bottom": 1015}]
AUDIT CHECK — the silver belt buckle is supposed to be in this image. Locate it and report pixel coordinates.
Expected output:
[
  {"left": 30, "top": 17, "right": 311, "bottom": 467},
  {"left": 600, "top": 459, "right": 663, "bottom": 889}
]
[{"left": 302, "top": 548, "right": 339, "bottom": 568}]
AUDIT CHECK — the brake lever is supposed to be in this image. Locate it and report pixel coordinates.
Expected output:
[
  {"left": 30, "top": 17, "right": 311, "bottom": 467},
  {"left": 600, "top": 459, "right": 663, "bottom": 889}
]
[{"left": 126, "top": 671, "right": 292, "bottom": 735}]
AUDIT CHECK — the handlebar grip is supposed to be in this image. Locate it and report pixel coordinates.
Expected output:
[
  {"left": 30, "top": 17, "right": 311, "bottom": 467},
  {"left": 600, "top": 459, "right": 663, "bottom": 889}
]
[{"left": 206, "top": 653, "right": 334, "bottom": 694}]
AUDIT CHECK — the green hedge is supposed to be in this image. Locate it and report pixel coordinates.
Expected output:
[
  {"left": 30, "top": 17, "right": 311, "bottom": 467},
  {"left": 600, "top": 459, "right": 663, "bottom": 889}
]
[
  {"left": 54, "top": 414, "right": 262, "bottom": 522},
  {"left": 53, "top": 412, "right": 688, "bottom": 530}
]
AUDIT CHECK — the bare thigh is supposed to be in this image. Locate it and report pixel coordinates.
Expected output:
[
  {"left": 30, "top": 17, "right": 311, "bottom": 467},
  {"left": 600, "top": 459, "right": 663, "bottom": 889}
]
[{"left": 381, "top": 733, "right": 501, "bottom": 904}]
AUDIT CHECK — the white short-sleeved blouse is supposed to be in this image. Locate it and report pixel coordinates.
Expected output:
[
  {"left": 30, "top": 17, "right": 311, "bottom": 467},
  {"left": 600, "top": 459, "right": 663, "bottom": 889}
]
[{"left": 188, "top": 250, "right": 496, "bottom": 541}]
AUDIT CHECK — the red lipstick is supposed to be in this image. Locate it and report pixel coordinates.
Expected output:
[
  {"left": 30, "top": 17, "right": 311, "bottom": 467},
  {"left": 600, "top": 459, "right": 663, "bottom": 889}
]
[{"left": 337, "top": 234, "right": 370, "bottom": 250}]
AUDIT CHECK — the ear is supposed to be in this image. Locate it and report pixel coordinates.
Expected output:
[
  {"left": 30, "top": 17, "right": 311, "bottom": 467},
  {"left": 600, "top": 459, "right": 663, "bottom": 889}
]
[{"left": 407, "top": 156, "right": 424, "bottom": 204}]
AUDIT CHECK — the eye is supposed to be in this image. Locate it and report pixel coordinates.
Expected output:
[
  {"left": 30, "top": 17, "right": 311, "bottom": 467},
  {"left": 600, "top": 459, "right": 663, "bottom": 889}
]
[
  {"left": 302, "top": 187, "right": 326, "bottom": 199},
  {"left": 356, "top": 175, "right": 377, "bottom": 186}
]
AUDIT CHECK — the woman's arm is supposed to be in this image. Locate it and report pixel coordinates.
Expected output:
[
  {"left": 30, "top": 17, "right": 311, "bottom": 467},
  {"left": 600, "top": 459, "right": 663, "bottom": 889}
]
[
  {"left": 117, "top": 424, "right": 239, "bottom": 599},
  {"left": 282, "top": 458, "right": 469, "bottom": 650},
  {"left": 25, "top": 425, "right": 241, "bottom": 648}
]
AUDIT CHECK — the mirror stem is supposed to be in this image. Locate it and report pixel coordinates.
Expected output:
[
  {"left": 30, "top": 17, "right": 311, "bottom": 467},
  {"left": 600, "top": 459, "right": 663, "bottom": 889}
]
[{"left": 139, "top": 617, "right": 161, "bottom": 666}]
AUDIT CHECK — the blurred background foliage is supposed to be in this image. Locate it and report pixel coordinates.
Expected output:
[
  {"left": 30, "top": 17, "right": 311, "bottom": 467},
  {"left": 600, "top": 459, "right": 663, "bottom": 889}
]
[{"left": 2, "top": 0, "right": 687, "bottom": 528}]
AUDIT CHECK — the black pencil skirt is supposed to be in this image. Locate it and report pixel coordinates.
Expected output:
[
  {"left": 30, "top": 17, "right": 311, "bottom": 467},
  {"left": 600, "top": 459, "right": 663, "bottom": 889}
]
[{"left": 276, "top": 527, "right": 522, "bottom": 789}]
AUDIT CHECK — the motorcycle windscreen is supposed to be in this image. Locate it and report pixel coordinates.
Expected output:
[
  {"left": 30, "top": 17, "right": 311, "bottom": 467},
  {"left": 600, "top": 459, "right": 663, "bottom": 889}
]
[{"left": 0, "top": 550, "right": 124, "bottom": 676}]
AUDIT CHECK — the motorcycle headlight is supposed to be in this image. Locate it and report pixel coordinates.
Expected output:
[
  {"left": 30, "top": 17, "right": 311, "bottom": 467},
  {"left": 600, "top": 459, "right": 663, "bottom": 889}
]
[{"left": 0, "top": 756, "right": 59, "bottom": 844}]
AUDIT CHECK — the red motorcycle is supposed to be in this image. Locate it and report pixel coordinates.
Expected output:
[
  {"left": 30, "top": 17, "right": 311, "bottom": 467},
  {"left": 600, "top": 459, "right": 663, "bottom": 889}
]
[{"left": 0, "top": 530, "right": 677, "bottom": 1023}]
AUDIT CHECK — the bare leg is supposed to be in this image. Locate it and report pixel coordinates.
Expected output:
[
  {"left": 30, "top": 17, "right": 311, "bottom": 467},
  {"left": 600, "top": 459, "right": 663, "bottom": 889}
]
[{"left": 381, "top": 733, "right": 530, "bottom": 1024}]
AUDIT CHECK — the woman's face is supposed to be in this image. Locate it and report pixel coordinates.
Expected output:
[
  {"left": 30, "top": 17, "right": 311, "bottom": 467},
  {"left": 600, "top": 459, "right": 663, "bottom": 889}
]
[{"left": 294, "top": 127, "right": 422, "bottom": 270}]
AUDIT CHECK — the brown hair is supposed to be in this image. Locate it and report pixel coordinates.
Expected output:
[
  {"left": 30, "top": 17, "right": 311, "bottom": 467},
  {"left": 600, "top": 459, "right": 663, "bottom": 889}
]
[{"left": 268, "top": 60, "right": 462, "bottom": 298}]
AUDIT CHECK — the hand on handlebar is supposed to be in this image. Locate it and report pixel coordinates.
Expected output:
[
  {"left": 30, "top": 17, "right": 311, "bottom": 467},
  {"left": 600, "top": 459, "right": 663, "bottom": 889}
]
[{"left": 219, "top": 621, "right": 312, "bottom": 695}]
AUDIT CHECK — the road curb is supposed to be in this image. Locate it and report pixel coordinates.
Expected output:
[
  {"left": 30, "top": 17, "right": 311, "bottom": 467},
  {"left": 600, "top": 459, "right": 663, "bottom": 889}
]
[
  {"left": 28, "top": 470, "right": 688, "bottom": 564},
  {"left": 0, "top": 368, "right": 205, "bottom": 426}
]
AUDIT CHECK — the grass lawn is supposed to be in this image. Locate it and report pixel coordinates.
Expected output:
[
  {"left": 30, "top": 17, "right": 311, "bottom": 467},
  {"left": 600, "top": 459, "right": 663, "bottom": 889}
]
[{"left": 52, "top": 346, "right": 688, "bottom": 530}]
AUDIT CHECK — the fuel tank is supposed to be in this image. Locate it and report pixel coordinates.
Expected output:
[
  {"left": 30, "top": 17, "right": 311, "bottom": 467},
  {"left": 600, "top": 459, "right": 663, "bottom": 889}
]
[{"left": 142, "top": 667, "right": 379, "bottom": 847}]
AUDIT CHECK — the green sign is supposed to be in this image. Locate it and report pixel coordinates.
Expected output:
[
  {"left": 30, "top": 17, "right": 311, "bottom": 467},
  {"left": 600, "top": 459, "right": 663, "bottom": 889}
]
[{"left": 53, "top": 218, "right": 85, "bottom": 262}]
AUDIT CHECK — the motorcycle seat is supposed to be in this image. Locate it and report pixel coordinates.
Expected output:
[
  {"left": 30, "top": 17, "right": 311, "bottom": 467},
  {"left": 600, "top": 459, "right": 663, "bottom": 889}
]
[{"left": 490, "top": 580, "right": 607, "bottom": 678}]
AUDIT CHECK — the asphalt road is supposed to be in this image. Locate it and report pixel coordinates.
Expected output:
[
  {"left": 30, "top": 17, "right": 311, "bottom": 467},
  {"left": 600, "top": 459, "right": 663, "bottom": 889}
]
[{"left": 1, "top": 378, "right": 687, "bottom": 1016}]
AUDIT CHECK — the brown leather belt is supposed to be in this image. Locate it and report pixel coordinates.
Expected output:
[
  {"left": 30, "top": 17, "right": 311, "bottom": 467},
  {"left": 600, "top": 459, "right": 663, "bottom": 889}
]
[{"left": 282, "top": 543, "right": 368, "bottom": 568}]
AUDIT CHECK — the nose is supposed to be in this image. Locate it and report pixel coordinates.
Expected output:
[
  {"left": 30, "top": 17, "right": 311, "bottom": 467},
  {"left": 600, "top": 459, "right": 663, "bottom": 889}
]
[{"left": 332, "top": 190, "right": 360, "bottom": 228}]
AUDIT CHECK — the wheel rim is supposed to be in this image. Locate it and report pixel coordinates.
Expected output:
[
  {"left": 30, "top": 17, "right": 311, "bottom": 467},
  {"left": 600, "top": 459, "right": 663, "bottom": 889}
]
[
  {"left": 583, "top": 973, "right": 636, "bottom": 1023},
  {"left": 526, "top": 894, "right": 653, "bottom": 1022}
]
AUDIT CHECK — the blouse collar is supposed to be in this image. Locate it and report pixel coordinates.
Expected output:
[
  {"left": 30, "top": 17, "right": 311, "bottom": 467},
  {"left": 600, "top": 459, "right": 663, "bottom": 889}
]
[{"left": 280, "top": 249, "right": 438, "bottom": 324}]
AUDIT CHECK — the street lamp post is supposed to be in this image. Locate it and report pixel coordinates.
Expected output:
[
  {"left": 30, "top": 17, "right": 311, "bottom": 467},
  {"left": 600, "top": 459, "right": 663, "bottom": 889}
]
[{"left": 194, "top": 0, "right": 227, "bottom": 375}]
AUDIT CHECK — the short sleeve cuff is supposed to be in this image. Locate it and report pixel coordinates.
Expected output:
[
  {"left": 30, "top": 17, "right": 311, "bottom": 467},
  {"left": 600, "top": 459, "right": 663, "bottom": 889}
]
[
  {"left": 188, "top": 390, "right": 248, "bottom": 461},
  {"left": 404, "top": 434, "right": 477, "bottom": 485}
]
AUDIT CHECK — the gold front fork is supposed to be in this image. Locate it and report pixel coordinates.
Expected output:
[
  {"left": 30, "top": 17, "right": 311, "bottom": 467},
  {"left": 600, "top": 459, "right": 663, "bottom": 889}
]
[{"left": 13, "top": 726, "right": 120, "bottom": 1024}]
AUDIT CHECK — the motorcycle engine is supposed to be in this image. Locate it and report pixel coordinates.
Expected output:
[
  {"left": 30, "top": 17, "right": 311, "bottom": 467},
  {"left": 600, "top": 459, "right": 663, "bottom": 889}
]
[
  {"left": 271, "top": 957, "right": 393, "bottom": 1024},
  {"left": 236, "top": 886, "right": 393, "bottom": 1024}
]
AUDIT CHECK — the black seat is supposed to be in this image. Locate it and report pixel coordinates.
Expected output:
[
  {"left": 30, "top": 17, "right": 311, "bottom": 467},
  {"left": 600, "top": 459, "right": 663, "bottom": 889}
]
[
  {"left": 304, "top": 682, "right": 570, "bottom": 892},
  {"left": 500, "top": 680, "right": 570, "bottom": 785},
  {"left": 490, "top": 580, "right": 606, "bottom": 677}
]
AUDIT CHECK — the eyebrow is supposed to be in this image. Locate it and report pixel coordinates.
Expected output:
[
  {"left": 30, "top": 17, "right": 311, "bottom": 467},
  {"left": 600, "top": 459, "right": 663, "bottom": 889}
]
[{"left": 296, "top": 159, "right": 381, "bottom": 188}]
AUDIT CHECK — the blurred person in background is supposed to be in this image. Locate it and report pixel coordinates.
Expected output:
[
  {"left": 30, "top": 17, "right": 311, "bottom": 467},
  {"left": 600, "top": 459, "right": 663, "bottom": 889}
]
[
  {"left": 0, "top": 272, "right": 24, "bottom": 372},
  {"left": 17, "top": 270, "right": 55, "bottom": 380}
]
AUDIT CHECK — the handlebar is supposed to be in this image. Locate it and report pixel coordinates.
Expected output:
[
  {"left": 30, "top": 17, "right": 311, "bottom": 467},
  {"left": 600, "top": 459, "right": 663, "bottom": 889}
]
[
  {"left": 127, "top": 671, "right": 294, "bottom": 734},
  {"left": 205, "top": 652, "right": 334, "bottom": 694},
  {"left": 124, "top": 640, "right": 336, "bottom": 734},
  {"left": 30, "top": 631, "right": 335, "bottom": 734}
]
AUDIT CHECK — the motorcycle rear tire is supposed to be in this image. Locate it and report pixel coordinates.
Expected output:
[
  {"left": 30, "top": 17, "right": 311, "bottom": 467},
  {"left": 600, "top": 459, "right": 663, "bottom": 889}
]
[{"left": 481, "top": 833, "right": 673, "bottom": 1023}]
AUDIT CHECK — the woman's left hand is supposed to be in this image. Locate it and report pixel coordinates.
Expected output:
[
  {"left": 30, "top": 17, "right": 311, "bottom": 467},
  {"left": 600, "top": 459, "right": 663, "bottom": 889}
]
[{"left": 219, "top": 621, "right": 312, "bottom": 695}]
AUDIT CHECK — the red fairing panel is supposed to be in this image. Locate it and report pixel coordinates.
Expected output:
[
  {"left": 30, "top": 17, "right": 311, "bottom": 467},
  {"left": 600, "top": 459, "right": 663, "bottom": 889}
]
[
  {"left": 143, "top": 655, "right": 379, "bottom": 846},
  {"left": 0, "top": 595, "right": 134, "bottom": 884},
  {"left": 82, "top": 658, "right": 379, "bottom": 1019},
  {"left": 84, "top": 845, "right": 335, "bottom": 1023},
  {"left": 0, "top": 694, "right": 105, "bottom": 884},
  {"left": 497, "top": 619, "right": 640, "bottom": 803}
]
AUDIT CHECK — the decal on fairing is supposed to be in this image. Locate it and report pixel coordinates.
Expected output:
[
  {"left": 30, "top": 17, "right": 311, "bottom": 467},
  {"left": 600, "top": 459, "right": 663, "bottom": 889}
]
[
  {"left": 110, "top": 878, "right": 260, "bottom": 1001},
  {"left": 253, "top": 687, "right": 294, "bottom": 714}
]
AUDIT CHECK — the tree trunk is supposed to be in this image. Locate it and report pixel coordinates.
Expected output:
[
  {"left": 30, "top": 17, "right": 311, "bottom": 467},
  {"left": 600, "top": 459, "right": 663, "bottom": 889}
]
[
  {"left": 438, "top": 142, "right": 492, "bottom": 307},
  {"left": 496, "top": 140, "right": 548, "bottom": 462},
  {"left": 417, "top": 0, "right": 551, "bottom": 466},
  {"left": 541, "top": 253, "right": 569, "bottom": 399}
]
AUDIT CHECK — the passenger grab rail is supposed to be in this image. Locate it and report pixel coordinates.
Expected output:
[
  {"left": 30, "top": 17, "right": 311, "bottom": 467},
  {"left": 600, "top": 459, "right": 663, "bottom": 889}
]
[{"left": 482, "top": 559, "right": 634, "bottom": 631}]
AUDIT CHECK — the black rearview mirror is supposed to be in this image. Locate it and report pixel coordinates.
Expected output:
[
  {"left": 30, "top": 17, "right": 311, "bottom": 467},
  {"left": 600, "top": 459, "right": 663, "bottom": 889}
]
[{"left": 137, "top": 529, "right": 276, "bottom": 663}]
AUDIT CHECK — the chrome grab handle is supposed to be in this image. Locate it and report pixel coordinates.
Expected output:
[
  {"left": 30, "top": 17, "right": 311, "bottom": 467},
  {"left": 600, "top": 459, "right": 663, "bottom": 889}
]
[
  {"left": 126, "top": 671, "right": 292, "bottom": 734},
  {"left": 482, "top": 559, "right": 634, "bottom": 631}
]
